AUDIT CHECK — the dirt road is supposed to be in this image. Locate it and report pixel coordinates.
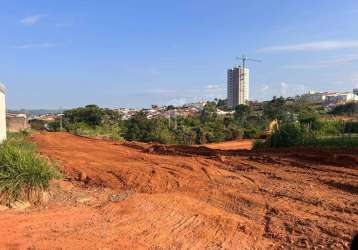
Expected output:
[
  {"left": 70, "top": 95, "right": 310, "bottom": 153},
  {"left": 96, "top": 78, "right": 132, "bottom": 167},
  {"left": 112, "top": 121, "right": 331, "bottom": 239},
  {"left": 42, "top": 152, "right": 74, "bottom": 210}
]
[{"left": 0, "top": 132, "right": 357, "bottom": 249}]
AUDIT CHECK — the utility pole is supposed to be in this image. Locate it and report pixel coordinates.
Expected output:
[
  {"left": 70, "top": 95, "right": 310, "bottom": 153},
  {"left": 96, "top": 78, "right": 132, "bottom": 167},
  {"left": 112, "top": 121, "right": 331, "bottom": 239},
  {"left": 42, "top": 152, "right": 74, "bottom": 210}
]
[
  {"left": 59, "top": 114, "right": 64, "bottom": 131},
  {"left": 168, "top": 111, "right": 171, "bottom": 128},
  {"left": 58, "top": 106, "right": 63, "bottom": 132},
  {"left": 174, "top": 109, "right": 177, "bottom": 129}
]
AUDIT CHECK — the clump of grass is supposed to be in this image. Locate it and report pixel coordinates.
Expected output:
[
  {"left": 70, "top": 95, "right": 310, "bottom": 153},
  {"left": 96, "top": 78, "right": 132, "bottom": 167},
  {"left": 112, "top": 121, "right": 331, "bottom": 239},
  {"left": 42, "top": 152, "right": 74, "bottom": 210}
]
[{"left": 0, "top": 132, "right": 61, "bottom": 204}]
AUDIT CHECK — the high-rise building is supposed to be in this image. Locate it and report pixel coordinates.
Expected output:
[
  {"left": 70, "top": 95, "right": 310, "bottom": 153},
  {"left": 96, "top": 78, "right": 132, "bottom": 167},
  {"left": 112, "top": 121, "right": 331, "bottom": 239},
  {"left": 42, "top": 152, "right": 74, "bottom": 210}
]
[{"left": 227, "top": 66, "right": 249, "bottom": 109}]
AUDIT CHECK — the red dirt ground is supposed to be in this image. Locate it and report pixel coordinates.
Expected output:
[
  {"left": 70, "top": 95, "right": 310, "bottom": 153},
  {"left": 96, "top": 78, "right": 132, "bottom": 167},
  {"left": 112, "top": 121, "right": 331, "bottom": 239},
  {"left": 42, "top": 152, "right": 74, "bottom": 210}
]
[
  {"left": 0, "top": 132, "right": 357, "bottom": 249},
  {"left": 204, "top": 140, "right": 254, "bottom": 150}
]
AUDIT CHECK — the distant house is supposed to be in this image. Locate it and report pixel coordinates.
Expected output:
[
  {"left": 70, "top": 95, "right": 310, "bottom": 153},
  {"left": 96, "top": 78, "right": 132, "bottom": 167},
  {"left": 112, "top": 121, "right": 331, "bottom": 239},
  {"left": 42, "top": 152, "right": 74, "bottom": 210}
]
[
  {"left": 324, "top": 92, "right": 358, "bottom": 105},
  {"left": 300, "top": 91, "right": 330, "bottom": 103},
  {"left": 217, "top": 109, "right": 235, "bottom": 115},
  {"left": 6, "top": 113, "right": 29, "bottom": 132},
  {"left": 29, "top": 119, "right": 48, "bottom": 130},
  {"left": 29, "top": 115, "right": 57, "bottom": 130},
  {"left": 300, "top": 89, "right": 358, "bottom": 105}
]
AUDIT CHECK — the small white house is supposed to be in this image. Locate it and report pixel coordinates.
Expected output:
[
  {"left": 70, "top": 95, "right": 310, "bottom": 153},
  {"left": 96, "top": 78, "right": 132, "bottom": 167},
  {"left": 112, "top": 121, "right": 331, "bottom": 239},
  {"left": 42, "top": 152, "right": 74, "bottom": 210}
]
[{"left": 0, "top": 83, "right": 6, "bottom": 143}]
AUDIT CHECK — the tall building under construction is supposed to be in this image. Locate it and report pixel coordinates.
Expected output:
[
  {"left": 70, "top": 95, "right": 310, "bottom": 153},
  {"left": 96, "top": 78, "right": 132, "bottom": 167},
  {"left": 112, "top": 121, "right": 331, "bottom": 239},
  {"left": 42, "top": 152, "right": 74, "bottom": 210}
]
[{"left": 227, "top": 66, "right": 249, "bottom": 109}]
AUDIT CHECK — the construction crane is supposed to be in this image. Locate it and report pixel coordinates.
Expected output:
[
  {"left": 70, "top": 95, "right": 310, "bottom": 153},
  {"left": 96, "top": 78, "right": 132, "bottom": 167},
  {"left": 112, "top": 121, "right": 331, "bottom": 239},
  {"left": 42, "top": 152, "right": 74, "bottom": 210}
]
[
  {"left": 236, "top": 55, "right": 262, "bottom": 69},
  {"left": 236, "top": 55, "right": 262, "bottom": 80},
  {"left": 236, "top": 55, "right": 262, "bottom": 88}
]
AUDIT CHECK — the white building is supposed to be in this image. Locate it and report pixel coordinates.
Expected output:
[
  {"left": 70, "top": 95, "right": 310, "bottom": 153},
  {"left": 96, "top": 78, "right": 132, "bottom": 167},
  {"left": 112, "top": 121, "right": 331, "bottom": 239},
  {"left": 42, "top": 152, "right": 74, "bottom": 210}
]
[
  {"left": 182, "top": 101, "right": 207, "bottom": 110},
  {"left": 227, "top": 67, "right": 249, "bottom": 109},
  {"left": 300, "top": 89, "right": 358, "bottom": 105},
  {"left": 0, "top": 83, "right": 6, "bottom": 143},
  {"left": 300, "top": 91, "right": 328, "bottom": 103},
  {"left": 325, "top": 91, "right": 358, "bottom": 104}
]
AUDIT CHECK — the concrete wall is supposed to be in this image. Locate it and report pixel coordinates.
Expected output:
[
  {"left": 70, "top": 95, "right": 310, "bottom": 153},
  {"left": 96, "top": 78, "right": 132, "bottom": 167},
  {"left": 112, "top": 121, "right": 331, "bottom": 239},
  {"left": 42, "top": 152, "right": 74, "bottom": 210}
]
[
  {"left": 0, "top": 90, "right": 6, "bottom": 143},
  {"left": 6, "top": 114, "right": 29, "bottom": 132}
]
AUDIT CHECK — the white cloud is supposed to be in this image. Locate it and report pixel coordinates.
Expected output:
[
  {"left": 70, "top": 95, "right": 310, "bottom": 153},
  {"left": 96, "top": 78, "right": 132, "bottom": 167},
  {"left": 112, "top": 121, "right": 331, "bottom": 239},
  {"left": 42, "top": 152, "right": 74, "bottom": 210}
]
[
  {"left": 166, "top": 98, "right": 188, "bottom": 106},
  {"left": 252, "top": 82, "right": 308, "bottom": 101},
  {"left": 285, "top": 54, "right": 358, "bottom": 69},
  {"left": 13, "top": 43, "right": 57, "bottom": 49},
  {"left": 20, "top": 15, "right": 46, "bottom": 25},
  {"left": 206, "top": 84, "right": 219, "bottom": 89},
  {"left": 279, "top": 82, "right": 306, "bottom": 97},
  {"left": 258, "top": 40, "right": 358, "bottom": 52},
  {"left": 260, "top": 84, "right": 269, "bottom": 92},
  {"left": 140, "top": 84, "right": 225, "bottom": 105},
  {"left": 280, "top": 82, "right": 288, "bottom": 96},
  {"left": 351, "top": 74, "right": 358, "bottom": 88}
]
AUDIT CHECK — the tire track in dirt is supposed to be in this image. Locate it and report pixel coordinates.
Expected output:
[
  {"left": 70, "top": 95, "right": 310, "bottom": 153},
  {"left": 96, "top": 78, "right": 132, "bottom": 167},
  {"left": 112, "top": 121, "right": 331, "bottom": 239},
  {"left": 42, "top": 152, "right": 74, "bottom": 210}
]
[{"left": 1, "top": 132, "right": 354, "bottom": 249}]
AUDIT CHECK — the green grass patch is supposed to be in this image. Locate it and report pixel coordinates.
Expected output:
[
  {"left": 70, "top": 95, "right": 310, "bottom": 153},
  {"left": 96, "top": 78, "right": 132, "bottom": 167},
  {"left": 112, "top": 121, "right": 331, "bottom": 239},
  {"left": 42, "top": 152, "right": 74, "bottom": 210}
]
[
  {"left": 253, "top": 121, "right": 358, "bottom": 149},
  {"left": 68, "top": 122, "right": 123, "bottom": 141},
  {"left": 254, "top": 134, "right": 358, "bottom": 149},
  {"left": 304, "top": 135, "right": 358, "bottom": 148},
  {"left": 0, "top": 132, "right": 62, "bottom": 204}
]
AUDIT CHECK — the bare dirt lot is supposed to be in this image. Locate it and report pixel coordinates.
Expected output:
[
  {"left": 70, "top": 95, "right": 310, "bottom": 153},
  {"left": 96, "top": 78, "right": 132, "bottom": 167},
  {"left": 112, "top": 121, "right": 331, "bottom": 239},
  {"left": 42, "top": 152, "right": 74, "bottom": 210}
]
[{"left": 0, "top": 132, "right": 357, "bottom": 249}]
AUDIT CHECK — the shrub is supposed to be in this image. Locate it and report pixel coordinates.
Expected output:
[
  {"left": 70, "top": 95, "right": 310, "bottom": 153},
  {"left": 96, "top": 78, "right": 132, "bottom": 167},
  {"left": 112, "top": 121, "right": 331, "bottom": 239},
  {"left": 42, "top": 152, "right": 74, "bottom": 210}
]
[
  {"left": 173, "top": 126, "right": 196, "bottom": 145},
  {"left": 330, "top": 103, "right": 358, "bottom": 116},
  {"left": 319, "top": 120, "right": 344, "bottom": 136},
  {"left": 0, "top": 133, "right": 61, "bottom": 203},
  {"left": 263, "top": 120, "right": 358, "bottom": 148},
  {"left": 47, "top": 120, "right": 61, "bottom": 131},
  {"left": 344, "top": 121, "right": 358, "bottom": 133},
  {"left": 66, "top": 122, "right": 93, "bottom": 136},
  {"left": 266, "top": 123, "right": 305, "bottom": 147},
  {"left": 243, "top": 127, "right": 262, "bottom": 139},
  {"left": 252, "top": 140, "right": 266, "bottom": 149}
]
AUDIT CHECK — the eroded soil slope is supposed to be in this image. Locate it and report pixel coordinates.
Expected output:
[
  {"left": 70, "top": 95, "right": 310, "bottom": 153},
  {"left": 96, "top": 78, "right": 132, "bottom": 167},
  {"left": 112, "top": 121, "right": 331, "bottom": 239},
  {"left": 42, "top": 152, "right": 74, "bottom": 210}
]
[{"left": 0, "top": 132, "right": 357, "bottom": 249}]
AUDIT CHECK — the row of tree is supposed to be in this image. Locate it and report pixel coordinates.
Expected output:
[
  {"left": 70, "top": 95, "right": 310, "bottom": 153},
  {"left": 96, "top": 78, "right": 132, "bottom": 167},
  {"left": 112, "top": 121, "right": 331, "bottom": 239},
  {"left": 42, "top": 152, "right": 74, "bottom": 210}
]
[{"left": 50, "top": 100, "right": 357, "bottom": 145}]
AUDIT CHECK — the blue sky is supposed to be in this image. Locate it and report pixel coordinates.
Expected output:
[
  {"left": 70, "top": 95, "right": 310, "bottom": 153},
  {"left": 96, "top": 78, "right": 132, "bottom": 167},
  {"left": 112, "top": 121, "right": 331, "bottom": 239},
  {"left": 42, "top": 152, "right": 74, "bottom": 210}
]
[{"left": 1, "top": 0, "right": 358, "bottom": 109}]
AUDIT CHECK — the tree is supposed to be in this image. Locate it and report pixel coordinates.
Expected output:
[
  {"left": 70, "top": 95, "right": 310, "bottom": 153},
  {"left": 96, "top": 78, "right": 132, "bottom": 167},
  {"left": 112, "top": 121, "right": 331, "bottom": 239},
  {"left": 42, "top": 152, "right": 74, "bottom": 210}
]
[
  {"left": 200, "top": 102, "right": 217, "bottom": 123},
  {"left": 167, "top": 105, "right": 175, "bottom": 111},
  {"left": 216, "top": 99, "right": 227, "bottom": 109},
  {"left": 102, "top": 108, "right": 122, "bottom": 126},
  {"left": 124, "top": 111, "right": 148, "bottom": 141},
  {"left": 63, "top": 105, "right": 122, "bottom": 130},
  {"left": 263, "top": 96, "right": 287, "bottom": 120},
  {"left": 123, "top": 113, "right": 173, "bottom": 144},
  {"left": 298, "top": 112, "right": 322, "bottom": 131},
  {"left": 173, "top": 126, "right": 196, "bottom": 145},
  {"left": 234, "top": 104, "right": 251, "bottom": 125},
  {"left": 64, "top": 105, "right": 104, "bottom": 127}
]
